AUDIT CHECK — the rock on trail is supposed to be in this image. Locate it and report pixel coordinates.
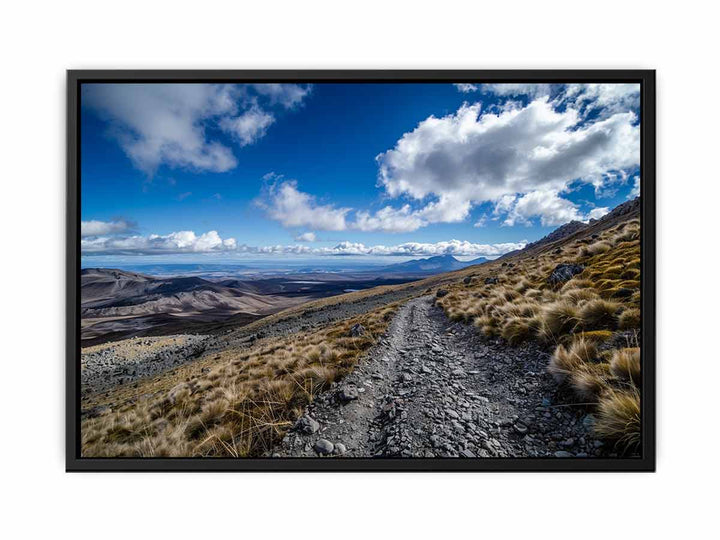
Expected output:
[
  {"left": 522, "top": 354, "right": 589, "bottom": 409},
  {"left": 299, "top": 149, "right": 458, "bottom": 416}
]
[{"left": 275, "top": 296, "right": 602, "bottom": 458}]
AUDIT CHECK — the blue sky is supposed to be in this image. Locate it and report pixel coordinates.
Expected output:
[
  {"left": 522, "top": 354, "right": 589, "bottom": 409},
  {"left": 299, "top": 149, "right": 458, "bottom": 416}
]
[{"left": 80, "top": 82, "right": 640, "bottom": 266}]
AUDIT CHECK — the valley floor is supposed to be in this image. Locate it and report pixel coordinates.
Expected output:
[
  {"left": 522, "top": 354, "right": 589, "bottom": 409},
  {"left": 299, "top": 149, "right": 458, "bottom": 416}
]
[{"left": 275, "top": 296, "right": 603, "bottom": 458}]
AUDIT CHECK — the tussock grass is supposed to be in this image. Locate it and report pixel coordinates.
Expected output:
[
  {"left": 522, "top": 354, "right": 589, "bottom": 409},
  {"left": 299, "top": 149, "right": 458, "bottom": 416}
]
[
  {"left": 619, "top": 308, "right": 641, "bottom": 330},
  {"left": 577, "top": 299, "right": 620, "bottom": 329},
  {"left": 436, "top": 214, "right": 643, "bottom": 451},
  {"left": 610, "top": 347, "right": 641, "bottom": 386},
  {"left": 570, "top": 364, "right": 611, "bottom": 400},
  {"left": 539, "top": 301, "right": 580, "bottom": 339},
  {"left": 548, "top": 337, "right": 598, "bottom": 382},
  {"left": 595, "top": 387, "right": 641, "bottom": 453}
]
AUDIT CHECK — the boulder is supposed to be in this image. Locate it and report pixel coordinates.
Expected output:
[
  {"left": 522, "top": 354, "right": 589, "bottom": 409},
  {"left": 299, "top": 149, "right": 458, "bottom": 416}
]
[
  {"left": 334, "top": 443, "right": 347, "bottom": 455},
  {"left": 296, "top": 415, "right": 320, "bottom": 434},
  {"left": 435, "top": 289, "right": 449, "bottom": 298},
  {"left": 314, "top": 439, "right": 334, "bottom": 455},
  {"left": 484, "top": 277, "right": 498, "bottom": 285},
  {"left": 547, "top": 263, "right": 585, "bottom": 284}
]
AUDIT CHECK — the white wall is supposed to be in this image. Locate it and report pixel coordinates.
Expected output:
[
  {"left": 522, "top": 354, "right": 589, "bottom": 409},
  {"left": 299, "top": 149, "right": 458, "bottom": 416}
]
[{"left": 1, "top": 1, "right": 716, "bottom": 538}]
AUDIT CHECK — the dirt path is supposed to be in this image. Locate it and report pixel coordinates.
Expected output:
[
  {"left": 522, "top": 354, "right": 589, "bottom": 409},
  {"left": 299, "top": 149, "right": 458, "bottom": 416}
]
[{"left": 275, "top": 296, "right": 603, "bottom": 458}]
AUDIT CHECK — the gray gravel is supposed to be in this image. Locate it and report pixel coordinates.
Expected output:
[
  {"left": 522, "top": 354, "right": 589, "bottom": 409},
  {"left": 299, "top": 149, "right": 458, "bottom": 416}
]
[
  {"left": 80, "top": 334, "right": 211, "bottom": 397},
  {"left": 275, "top": 296, "right": 605, "bottom": 458}
]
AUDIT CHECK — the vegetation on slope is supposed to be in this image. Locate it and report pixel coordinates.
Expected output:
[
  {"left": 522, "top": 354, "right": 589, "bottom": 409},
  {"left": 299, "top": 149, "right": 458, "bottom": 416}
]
[
  {"left": 82, "top": 303, "right": 399, "bottom": 457},
  {"left": 436, "top": 217, "right": 642, "bottom": 453}
]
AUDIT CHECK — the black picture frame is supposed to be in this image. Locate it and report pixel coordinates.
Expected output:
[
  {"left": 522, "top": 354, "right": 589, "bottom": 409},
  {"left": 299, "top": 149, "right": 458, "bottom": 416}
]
[{"left": 67, "top": 69, "right": 656, "bottom": 472}]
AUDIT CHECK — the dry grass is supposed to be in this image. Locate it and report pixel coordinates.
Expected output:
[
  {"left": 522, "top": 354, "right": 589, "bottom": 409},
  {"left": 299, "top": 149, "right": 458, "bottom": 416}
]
[
  {"left": 436, "top": 215, "right": 642, "bottom": 452},
  {"left": 82, "top": 303, "right": 400, "bottom": 457},
  {"left": 548, "top": 337, "right": 598, "bottom": 383},
  {"left": 594, "top": 387, "right": 641, "bottom": 453},
  {"left": 610, "top": 347, "right": 641, "bottom": 386},
  {"left": 619, "top": 307, "right": 641, "bottom": 330}
]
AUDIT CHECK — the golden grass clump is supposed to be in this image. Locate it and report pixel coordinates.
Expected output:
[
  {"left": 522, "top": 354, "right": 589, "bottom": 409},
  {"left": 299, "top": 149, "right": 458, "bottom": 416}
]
[
  {"left": 501, "top": 316, "right": 541, "bottom": 345},
  {"left": 594, "top": 387, "right": 641, "bottom": 453},
  {"left": 618, "top": 307, "right": 641, "bottom": 330},
  {"left": 610, "top": 347, "right": 641, "bottom": 386},
  {"left": 570, "top": 364, "right": 610, "bottom": 401},
  {"left": 577, "top": 298, "right": 620, "bottom": 329},
  {"left": 539, "top": 301, "right": 580, "bottom": 339},
  {"left": 548, "top": 337, "right": 598, "bottom": 383},
  {"left": 579, "top": 330, "right": 613, "bottom": 343},
  {"left": 580, "top": 240, "right": 613, "bottom": 257}
]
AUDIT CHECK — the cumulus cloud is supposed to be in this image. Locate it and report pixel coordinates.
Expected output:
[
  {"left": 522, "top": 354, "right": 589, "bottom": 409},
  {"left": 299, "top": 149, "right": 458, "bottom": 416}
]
[
  {"left": 477, "top": 83, "right": 639, "bottom": 118},
  {"left": 295, "top": 232, "right": 317, "bottom": 242},
  {"left": 82, "top": 230, "right": 237, "bottom": 255},
  {"left": 220, "top": 106, "right": 275, "bottom": 146},
  {"left": 257, "top": 179, "right": 351, "bottom": 231},
  {"left": 376, "top": 97, "right": 639, "bottom": 227},
  {"left": 354, "top": 205, "right": 427, "bottom": 233},
  {"left": 473, "top": 213, "right": 488, "bottom": 228},
  {"left": 81, "top": 230, "right": 524, "bottom": 258},
  {"left": 251, "top": 84, "right": 312, "bottom": 109},
  {"left": 629, "top": 175, "right": 641, "bottom": 198},
  {"left": 234, "top": 239, "right": 526, "bottom": 258},
  {"left": 502, "top": 190, "right": 584, "bottom": 226},
  {"left": 499, "top": 190, "right": 611, "bottom": 226},
  {"left": 454, "top": 83, "right": 479, "bottom": 93},
  {"left": 83, "top": 83, "right": 311, "bottom": 175},
  {"left": 81, "top": 219, "right": 133, "bottom": 237},
  {"left": 481, "top": 83, "right": 553, "bottom": 98},
  {"left": 559, "top": 83, "right": 640, "bottom": 118},
  {"left": 259, "top": 179, "right": 470, "bottom": 234},
  {"left": 587, "top": 207, "right": 610, "bottom": 220},
  {"left": 352, "top": 194, "right": 471, "bottom": 233}
]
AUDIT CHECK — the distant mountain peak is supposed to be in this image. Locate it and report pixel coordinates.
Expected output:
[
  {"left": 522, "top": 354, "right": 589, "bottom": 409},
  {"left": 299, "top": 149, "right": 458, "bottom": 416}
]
[{"left": 375, "top": 254, "right": 487, "bottom": 275}]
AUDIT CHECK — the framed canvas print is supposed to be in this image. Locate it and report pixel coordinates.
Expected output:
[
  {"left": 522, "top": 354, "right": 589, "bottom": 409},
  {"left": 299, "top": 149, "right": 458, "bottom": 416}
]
[{"left": 67, "top": 70, "right": 655, "bottom": 472}]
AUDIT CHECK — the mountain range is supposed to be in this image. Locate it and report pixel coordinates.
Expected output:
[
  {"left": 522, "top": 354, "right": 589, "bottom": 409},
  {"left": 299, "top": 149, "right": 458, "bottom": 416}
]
[{"left": 374, "top": 254, "right": 489, "bottom": 274}]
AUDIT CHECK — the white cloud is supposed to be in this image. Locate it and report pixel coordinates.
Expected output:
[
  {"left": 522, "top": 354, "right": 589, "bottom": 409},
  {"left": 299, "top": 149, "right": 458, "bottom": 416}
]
[
  {"left": 500, "top": 190, "right": 611, "bottom": 226},
  {"left": 260, "top": 179, "right": 471, "bottom": 234},
  {"left": 83, "top": 84, "right": 311, "bottom": 175},
  {"left": 220, "top": 106, "right": 275, "bottom": 146},
  {"left": 473, "top": 213, "right": 488, "bottom": 228},
  {"left": 235, "top": 239, "right": 526, "bottom": 258},
  {"left": 295, "top": 232, "right": 316, "bottom": 242},
  {"left": 629, "top": 175, "right": 641, "bottom": 198},
  {"left": 251, "top": 84, "right": 312, "bottom": 108},
  {"left": 81, "top": 219, "right": 132, "bottom": 237},
  {"left": 503, "top": 190, "right": 584, "bottom": 227},
  {"left": 352, "top": 193, "right": 471, "bottom": 233},
  {"left": 354, "top": 205, "right": 427, "bottom": 233},
  {"left": 454, "top": 83, "right": 479, "bottom": 93},
  {"left": 82, "top": 231, "right": 524, "bottom": 258},
  {"left": 82, "top": 230, "right": 237, "bottom": 255},
  {"left": 559, "top": 84, "right": 640, "bottom": 118},
  {"left": 482, "top": 83, "right": 553, "bottom": 97},
  {"left": 587, "top": 207, "right": 610, "bottom": 220},
  {"left": 257, "top": 179, "right": 351, "bottom": 231},
  {"left": 376, "top": 97, "right": 639, "bottom": 228}
]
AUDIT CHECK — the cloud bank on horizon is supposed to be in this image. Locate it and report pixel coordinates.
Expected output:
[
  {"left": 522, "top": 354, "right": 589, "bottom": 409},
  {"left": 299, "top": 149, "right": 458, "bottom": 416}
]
[{"left": 81, "top": 82, "right": 640, "bottom": 260}]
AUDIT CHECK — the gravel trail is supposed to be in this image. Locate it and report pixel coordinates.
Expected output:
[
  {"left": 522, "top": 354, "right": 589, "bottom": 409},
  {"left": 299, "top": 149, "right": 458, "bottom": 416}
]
[{"left": 276, "top": 296, "right": 603, "bottom": 458}]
